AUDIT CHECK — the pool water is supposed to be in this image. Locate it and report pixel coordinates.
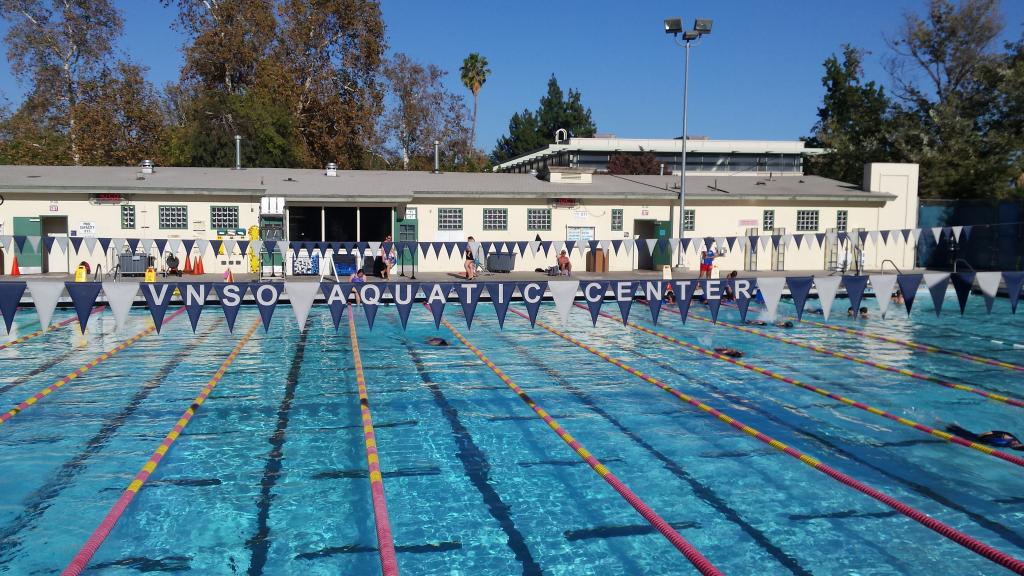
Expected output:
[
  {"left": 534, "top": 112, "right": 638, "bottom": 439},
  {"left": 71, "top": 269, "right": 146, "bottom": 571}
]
[{"left": 0, "top": 291, "right": 1021, "bottom": 575}]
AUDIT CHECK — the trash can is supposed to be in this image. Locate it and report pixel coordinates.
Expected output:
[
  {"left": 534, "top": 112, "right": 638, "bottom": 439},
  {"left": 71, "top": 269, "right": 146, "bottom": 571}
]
[{"left": 486, "top": 252, "right": 516, "bottom": 273}]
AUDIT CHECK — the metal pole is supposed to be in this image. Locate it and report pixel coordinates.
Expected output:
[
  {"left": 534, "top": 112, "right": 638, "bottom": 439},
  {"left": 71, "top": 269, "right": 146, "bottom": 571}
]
[{"left": 676, "top": 41, "right": 691, "bottom": 267}]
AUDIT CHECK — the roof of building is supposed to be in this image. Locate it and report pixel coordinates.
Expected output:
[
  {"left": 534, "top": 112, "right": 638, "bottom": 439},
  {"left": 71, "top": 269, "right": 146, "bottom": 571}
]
[{"left": 0, "top": 165, "right": 893, "bottom": 203}]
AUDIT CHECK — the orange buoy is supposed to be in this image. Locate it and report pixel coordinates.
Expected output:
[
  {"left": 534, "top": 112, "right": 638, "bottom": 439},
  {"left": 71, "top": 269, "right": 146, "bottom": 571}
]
[{"left": 182, "top": 254, "right": 194, "bottom": 275}]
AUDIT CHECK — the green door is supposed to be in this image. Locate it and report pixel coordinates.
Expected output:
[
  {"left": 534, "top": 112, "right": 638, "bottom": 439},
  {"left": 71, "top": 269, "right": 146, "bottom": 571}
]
[
  {"left": 13, "top": 217, "right": 42, "bottom": 269},
  {"left": 394, "top": 212, "right": 417, "bottom": 265},
  {"left": 652, "top": 220, "right": 673, "bottom": 268}
]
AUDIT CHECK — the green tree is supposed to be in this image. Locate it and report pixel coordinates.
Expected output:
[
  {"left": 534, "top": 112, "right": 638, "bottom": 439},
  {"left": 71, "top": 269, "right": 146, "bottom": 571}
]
[
  {"left": 492, "top": 75, "right": 596, "bottom": 164},
  {"left": 459, "top": 52, "right": 490, "bottom": 146},
  {"left": 607, "top": 152, "right": 660, "bottom": 175}
]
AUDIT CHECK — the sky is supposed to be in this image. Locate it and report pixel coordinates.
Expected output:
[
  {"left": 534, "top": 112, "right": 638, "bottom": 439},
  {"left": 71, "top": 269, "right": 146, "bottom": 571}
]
[{"left": 1, "top": 0, "right": 1023, "bottom": 153}]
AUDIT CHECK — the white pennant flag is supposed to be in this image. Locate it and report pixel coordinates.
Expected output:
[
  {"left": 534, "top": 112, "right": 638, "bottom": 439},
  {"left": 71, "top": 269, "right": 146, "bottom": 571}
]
[
  {"left": 910, "top": 228, "right": 922, "bottom": 245},
  {"left": 112, "top": 238, "right": 126, "bottom": 254},
  {"left": 715, "top": 237, "right": 727, "bottom": 253},
  {"left": 368, "top": 241, "right": 381, "bottom": 255},
  {"left": 529, "top": 241, "right": 540, "bottom": 257},
  {"left": 759, "top": 236, "right": 772, "bottom": 251},
  {"left": 736, "top": 236, "right": 749, "bottom": 251},
  {"left": 645, "top": 238, "right": 658, "bottom": 255},
  {"left": 27, "top": 281, "right": 65, "bottom": 328},
  {"left": 548, "top": 280, "right": 580, "bottom": 326},
  {"left": 781, "top": 234, "right": 793, "bottom": 249},
  {"left": 924, "top": 272, "right": 950, "bottom": 290},
  {"left": 600, "top": 239, "right": 611, "bottom": 254},
  {"left": 755, "top": 277, "right": 786, "bottom": 322},
  {"left": 813, "top": 276, "right": 842, "bottom": 320},
  {"left": 868, "top": 231, "right": 880, "bottom": 247},
  {"left": 553, "top": 241, "right": 565, "bottom": 255},
  {"left": 0, "top": 235, "right": 11, "bottom": 252},
  {"left": 54, "top": 236, "right": 69, "bottom": 255},
  {"left": 196, "top": 239, "right": 210, "bottom": 256},
  {"left": 27, "top": 235, "right": 40, "bottom": 253},
  {"left": 141, "top": 238, "right": 154, "bottom": 255},
  {"left": 222, "top": 238, "right": 236, "bottom": 255},
  {"left": 976, "top": 271, "right": 1001, "bottom": 300},
  {"left": 102, "top": 282, "right": 140, "bottom": 332},
  {"left": 952, "top": 225, "right": 964, "bottom": 242},
  {"left": 869, "top": 274, "right": 898, "bottom": 317},
  {"left": 930, "top": 227, "right": 943, "bottom": 244},
  {"left": 285, "top": 282, "right": 321, "bottom": 330},
  {"left": 168, "top": 239, "right": 182, "bottom": 254},
  {"left": 83, "top": 237, "right": 98, "bottom": 255},
  {"left": 248, "top": 240, "right": 262, "bottom": 255},
  {"left": 624, "top": 239, "right": 635, "bottom": 255}
]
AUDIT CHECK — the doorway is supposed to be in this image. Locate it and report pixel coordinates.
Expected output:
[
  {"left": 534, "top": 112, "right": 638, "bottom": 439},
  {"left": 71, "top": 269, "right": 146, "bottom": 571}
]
[
  {"left": 12, "top": 217, "right": 41, "bottom": 272},
  {"left": 40, "top": 216, "right": 68, "bottom": 273},
  {"left": 771, "top": 227, "right": 786, "bottom": 271},
  {"left": 360, "top": 207, "right": 392, "bottom": 243},
  {"left": 633, "top": 219, "right": 656, "bottom": 270},
  {"left": 744, "top": 227, "right": 758, "bottom": 271}
]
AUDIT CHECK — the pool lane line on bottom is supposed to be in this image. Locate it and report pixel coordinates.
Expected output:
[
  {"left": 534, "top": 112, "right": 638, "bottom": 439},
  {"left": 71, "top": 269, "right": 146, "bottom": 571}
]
[
  {"left": 0, "top": 307, "right": 185, "bottom": 427},
  {"left": 585, "top": 304, "right": 1024, "bottom": 470},
  {"left": 61, "top": 317, "right": 261, "bottom": 576},
  {"left": 682, "top": 309, "right": 1024, "bottom": 409},
  {"left": 438, "top": 315, "right": 724, "bottom": 576},
  {"left": 515, "top": 307, "right": 1024, "bottom": 575},
  {"left": 0, "top": 306, "right": 106, "bottom": 353},
  {"left": 348, "top": 310, "right": 399, "bottom": 576}
]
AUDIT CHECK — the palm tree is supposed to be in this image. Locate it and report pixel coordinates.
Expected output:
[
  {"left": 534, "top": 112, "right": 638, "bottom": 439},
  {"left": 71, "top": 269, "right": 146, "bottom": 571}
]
[{"left": 460, "top": 53, "right": 491, "bottom": 147}]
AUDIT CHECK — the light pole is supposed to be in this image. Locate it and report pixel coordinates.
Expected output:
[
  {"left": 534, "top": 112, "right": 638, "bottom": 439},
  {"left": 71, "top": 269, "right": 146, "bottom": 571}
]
[{"left": 665, "top": 17, "right": 712, "bottom": 268}]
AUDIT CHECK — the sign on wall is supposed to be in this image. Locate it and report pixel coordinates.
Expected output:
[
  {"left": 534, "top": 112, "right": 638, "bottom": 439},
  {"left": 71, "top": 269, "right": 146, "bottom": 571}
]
[
  {"left": 738, "top": 219, "right": 758, "bottom": 226},
  {"left": 76, "top": 221, "right": 97, "bottom": 238}
]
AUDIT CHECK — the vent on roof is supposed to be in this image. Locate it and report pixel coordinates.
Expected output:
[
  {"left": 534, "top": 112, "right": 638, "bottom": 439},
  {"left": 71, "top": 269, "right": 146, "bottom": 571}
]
[
  {"left": 325, "top": 162, "right": 338, "bottom": 177},
  {"left": 139, "top": 159, "right": 154, "bottom": 174},
  {"left": 545, "top": 166, "right": 592, "bottom": 184}
]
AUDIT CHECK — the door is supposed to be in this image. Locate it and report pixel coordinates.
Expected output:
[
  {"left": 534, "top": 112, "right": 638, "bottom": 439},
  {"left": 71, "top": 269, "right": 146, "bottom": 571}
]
[
  {"left": 633, "top": 219, "right": 656, "bottom": 270},
  {"left": 40, "top": 216, "right": 68, "bottom": 273},
  {"left": 744, "top": 227, "right": 758, "bottom": 271},
  {"left": 771, "top": 227, "right": 786, "bottom": 271},
  {"left": 394, "top": 210, "right": 417, "bottom": 266},
  {"left": 825, "top": 227, "right": 839, "bottom": 271},
  {"left": 652, "top": 220, "right": 673, "bottom": 268},
  {"left": 13, "top": 217, "right": 42, "bottom": 271}
]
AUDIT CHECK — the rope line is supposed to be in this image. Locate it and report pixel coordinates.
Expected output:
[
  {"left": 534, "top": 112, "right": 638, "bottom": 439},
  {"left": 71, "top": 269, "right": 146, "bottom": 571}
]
[
  {"left": 348, "top": 311, "right": 399, "bottom": 576},
  {"left": 517, "top": 307, "right": 1024, "bottom": 574},
  {"left": 0, "top": 307, "right": 185, "bottom": 426},
  {"left": 439, "top": 313, "right": 723, "bottom": 576},
  {"left": 0, "top": 306, "right": 106, "bottom": 352},
  {"left": 61, "top": 318, "right": 261, "bottom": 576}
]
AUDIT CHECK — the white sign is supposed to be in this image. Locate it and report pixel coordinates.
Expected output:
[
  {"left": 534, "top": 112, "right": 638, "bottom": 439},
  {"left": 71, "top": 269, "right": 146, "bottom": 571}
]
[
  {"left": 738, "top": 219, "right": 758, "bottom": 226},
  {"left": 77, "top": 221, "right": 97, "bottom": 238},
  {"left": 641, "top": 209, "right": 649, "bottom": 216},
  {"left": 49, "top": 201, "right": 59, "bottom": 212},
  {"left": 405, "top": 207, "right": 417, "bottom": 220}
]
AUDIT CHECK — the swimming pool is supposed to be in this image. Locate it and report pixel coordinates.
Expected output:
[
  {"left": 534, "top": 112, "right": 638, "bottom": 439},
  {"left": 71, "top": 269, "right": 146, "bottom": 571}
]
[{"left": 0, "top": 291, "right": 1021, "bottom": 575}]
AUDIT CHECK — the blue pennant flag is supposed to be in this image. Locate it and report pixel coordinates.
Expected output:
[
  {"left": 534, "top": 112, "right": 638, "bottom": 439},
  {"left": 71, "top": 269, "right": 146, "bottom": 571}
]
[
  {"left": 613, "top": 280, "right": 639, "bottom": 324},
  {"left": 733, "top": 278, "right": 754, "bottom": 323},
  {"left": 787, "top": 276, "right": 814, "bottom": 321},
  {"left": 389, "top": 283, "right": 417, "bottom": 329},
  {"left": 97, "top": 237, "right": 111, "bottom": 254},
  {"left": 430, "top": 242, "right": 444, "bottom": 259},
  {"left": 181, "top": 239, "right": 195, "bottom": 255},
  {"left": 0, "top": 282, "right": 27, "bottom": 333},
  {"left": 673, "top": 279, "right": 695, "bottom": 323},
  {"left": 424, "top": 283, "right": 453, "bottom": 328},
  {"left": 610, "top": 239, "right": 623, "bottom": 255},
  {"left": 455, "top": 242, "right": 468, "bottom": 259},
  {"left": 539, "top": 241, "right": 552, "bottom": 257},
  {"left": 43, "top": 236, "right": 56, "bottom": 254},
  {"left": 419, "top": 242, "right": 432, "bottom": 258},
  {"left": 342, "top": 242, "right": 355, "bottom": 255},
  {"left": 262, "top": 240, "right": 277, "bottom": 257},
  {"left": 793, "top": 234, "right": 803, "bottom": 249},
  {"left": 213, "top": 283, "right": 248, "bottom": 333},
  {"left": 356, "top": 241, "right": 369, "bottom": 253},
  {"left": 456, "top": 282, "right": 486, "bottom": 329},
  {"left": 517, "top": 281, "right": 547, "bottom": 327},
  {"left": 588, "top": 240, "right": 599, "bottom": 253},
  {"left": 842, "top": 275, "right": 869, "bottom": 315},
  {"left": 140, "top": 283, "right": 174, "bottom": 332},
  {"left": 769, "top": 235, "right": 780, "bottom": 250},
  {"left": 209, "top": 239, "right": 223, "bottom": 256},
  {"left": 900, "top": 229, "right": 912, "bottom": 243},
  {"left": 64, "top": 282, "right": 102, "bottom": 332},
  {"left": 950, "top": 272, "right": 975, "bottom": 315},
  {"left": 858, "top": 231, "right": 869, "bottom": 245},
  {"left": 70, "top": 236, "right": 84, "bottom": 253},
  {"left": 515, "top": 241, "right": 529, "bottom": 256},
  {"left": 702, "top": 279, "right": 723, "bottom": 323},
  {"left": 1004, "top": 272, "right": 1024, "bottom": 313},
  {"left": 320, "top": 282, "right": 349, "bottom": 331},
  {"left": 926, "top": 274, "right": 950, "bottom": 317},
  {"left": 837, "top": 231, "right": 849, "bottom": 245},
  {"left": 726, "top": 236, "right": 738, "bottom": 251},
  {"left": 251, "top": 282, "right": 283, "bottom": 331},
  {"left": 582, "top": 281, "right": 608, "bottom": 326},
  {"left": 880, "top": 230, "right": 891, "bottom": 245},
  {"left": 896, "top": 274, "right": 923, "bottom": 315},
  {"left": 443, "top": 242, "right": 457, "bottom": 259},
  {"left": 154, "top": 238, "right": 168, "bottom": 255},
  {"left": 486, "top": 282, "right": 515, "bottom": 328},
  {"left": 564, "top": 240, "right": 576, "bottom": 255},
  {"left": 642, "top": 281, "right": 665, "bottom": 324},
  {"left": 681, "top": 238, "right": 693, "bottom": 253},
  {"left": 746, "top": 236, "right": 758, "bottom": 251},
  {"left": 962, "top": 226, "right": 973, "bottom": 242},
  {"left": 177, "top": 282, "right": 213, "bottom": 332},
  {"left": 358, "top": 283, "right": 383, "bottom": 329},
  {"left": 235, "top": 240, "right": 249, "bottom": 256},
  {"left": 126, "top": 238, "right": 140, "bottom": 253},
  {"left": 814, "top": 233, "right": 826, "bottom": 248}
]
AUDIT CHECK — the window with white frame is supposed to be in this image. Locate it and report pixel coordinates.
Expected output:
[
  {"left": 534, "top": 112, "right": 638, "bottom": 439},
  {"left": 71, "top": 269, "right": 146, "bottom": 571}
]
[
  {"left": 121, "top": 205, "right": 136, "bottom": 229},
  {"left": 159, "top": 205, "right": 188, "bottom": 229},
  {"left": 210, "top": 205, "right": 239, "bottom": 230},
  {"left": 527, "top": 208, "right": 551, "bottom": 231},
  {"left": 611, "top": 209, "right": 623, "bottom": 231},
  {"left": 483, "top": 208, "right": 507, "bottom": 231},
  {"left": 762, "top": 209, "right": 775, "bottom": 232},
  {"left": 836, "top": 210, "right": 848, "bottom": 232},
  {"left": 683, "top": 209, "right": 695, "bottom": 232},
  {"left": 438, "top": 208, "right": 463, "bottom": 230},
  {"left": 796, "top": 210, "right": 819, "bottom": 232}
]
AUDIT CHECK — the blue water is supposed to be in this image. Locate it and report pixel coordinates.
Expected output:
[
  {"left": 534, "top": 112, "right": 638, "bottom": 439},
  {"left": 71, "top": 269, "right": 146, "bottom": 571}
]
[{"left": 0, "top": 291, "right": 1021, "bottom": 575}]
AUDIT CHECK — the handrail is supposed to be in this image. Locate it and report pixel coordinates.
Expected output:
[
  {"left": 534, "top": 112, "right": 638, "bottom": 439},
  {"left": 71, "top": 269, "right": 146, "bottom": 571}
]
[
  {"left": 879, "top": 259, "right": 903, "bottom": 275},
  {"left": 92, "top": 264, "right": 103, "bottom": 281},
  {"left": 953, "top": 259, "right": 975, "bottom": 273}
]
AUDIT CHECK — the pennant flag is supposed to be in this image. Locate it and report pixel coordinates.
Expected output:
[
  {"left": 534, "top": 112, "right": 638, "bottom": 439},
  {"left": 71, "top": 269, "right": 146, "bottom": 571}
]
[
  {"left": 100, "top": 237, "right": 117, "bottom": 254},
  {"left": 455, "top": 282, "right": 485, "bottom": 329},
  {"left": 111, "top": 238, "right": 126, "bottom": 255},
  {"left": 814, "top": 233, "right": 826, "bottom": 249},
  {"left": 319, "top": 282, "right": 348, "bottom": 331},
  {"left": 517, "top": 281, "right": 547, "bottom": 327},
  {"left": 70, "top": 236, "right": 84, "bottom": 253},
  {"left": 388, "top": 283, "right": 417, "bottom": 329},
  {"left": 486, "top": 283, "right": 515, "bottom": 328},
  {"left": 930, "top": 227, "right": 942, "bottom": 245},
  {"left": 13, "top": 235, "right": 27, "bottom": 253},
  {"left": 481, "top": 241, "right": 493, "bottom": 256},
  {"left": 613, "top": 281, "right": 639, "bottom": 324},
  {"left": 581, "top": 281, "right": 608, "bottom": 326},
  {"left": 726, "top": 236, "right": 738, "bottom": 252},
  {"left": 0, "top": 235, "right": 10, "bottom": 253},
  {"left": 975, "top": 271, "right": 1001, "bottom": 313},
  {"left": 55, "top": 236, "right": 69, "bottom": 255},
  {"left": 896, "top": 274, "right": 923, "bottom": 316},
  {"left": 643, "top": 281, "right": 666, "bottom": 324},
  {"left": 209, "top": 239, "right": 223, "bottom": 256},
  {"left": 770, "top": 235, "right": 781, "bottom": 250},
  {"left": 540, "top": 241, "right": 553, "bottom": 257},
  {"left": 813, "top": 276, "right": 841, "bottom": 321},
  {"left": 358, "top": 283, "right": 383, "bottom": 329},
  {"left": 587, "top": 240, "right": 599, "bottom": 254},
  {"left": 962, "top": 226, "right": 973, "bottom": 242},
  {"left": 64, "top": 282, "right": 103, "bottom": 332},
  {"left": 213, "top": 283, "right": 248, "bottom": 333},
  {"left": 285, "top": 282, "right": 321, "bottom": 330},
  {"left": 792, "top": 234, "right": 803, "bottom": 250},
  {"left": 167, "top": 239, "right": 182, "bottom": 255},
  {"left": 430, "top": 242, "right": 444, "bottom": 259},
  {"left": 755, "top": 277, "right": 786, "bottom": 322},
  {"left": 1004, "top": 271, "right": 1024, "bottom": 313},
  {"left": 177, "top": 282, "right": 212, "bottom": 332},
  {"left": 43, "top": 236, "right": 56, "bottom": 255},
  {"left": 124, "top": 237, "right": 140, "bottom": 253},
  {"left": 600, "top": 240, "right": 612, "bottom": 255},
  {"left": 923, "top": 272, "right": 950, "bottom": 317},
  {"left": 842, "top": 275, "right": 869, "bottom": 316},
  {"left": 644, "top": 238, "right": 657, "bottom": 256},
  {"left": 950, "top": 272, "right": 975, "bottom": 315},
  {"left": 83, "top": 236, "right": 98, "bottom": 255},
  {"left": 673, "top": 279, "right": 696, "bottom": 323},
  {"left": 910, "top": 229, "right": 922, "bottom": 245},
  {"left": 424, "top": 283, "right": 453, "bottom": 328},
  {"left": 868, "top": 274, "right": 898, "bottom": 318},
  {"left": 759, "top": 236, "right": 772, "bottom": 251},
  {"left": 178, "top": 239, "right": 194, "bottom": 256},
  {"left": 442, "top": 242, "right": 456, "bottom": 259},
  {"left": 252, "top": 282, "right": 284, "bottom": 331},
  {"left": 786, "top": 277, "right": 813, "bottom": 320},
  {"left": 528, "top": 241, "right": 540, "bottom": 257},
  {"left": 516, "top": 241, "right": 529, "bottom": 257},
  {"left": 154, "top": 238, "right": 168, "bottom": 255},
  {"left": 0, "top": 282, "right": 27, "bottom": 333},
  {"left": 101, "top": 282, "right": 139, "bottom": 332},
  {"left": 733, "top": 278, "right": 753, "bottom": 323},
  {"left": 140, "top": 283, "right": 175, "bottom": 332},
  {"left": 701, "top": 280, "right": 723, "bottom": 323},
  {"left": 868, "top": 231, "right": 880, "bottom": 247},
  {"left": 194, "top": 239, "right": 209, "bottom": 257},
  {"left": 680, "top": 238, "right": 692, "bottom": 254},
  {"left": 879, "top": 230, "right": 891, "bottom": 245},
  {"left": 549, "top": 280, "right": 579, "bottom": 326},
  {"left": 419, "top": 242, "right": 432, "bottom": 258},
  {"left": 27, "top": 281, "right": 65, "bottom": 329},
  {"left": 623, "top": 239, "right": 634, "bottom": 256}
]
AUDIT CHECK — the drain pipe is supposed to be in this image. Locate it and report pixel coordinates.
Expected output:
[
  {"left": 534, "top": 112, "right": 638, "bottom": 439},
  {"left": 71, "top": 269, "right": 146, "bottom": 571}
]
[
  {"left": 234, "top": 135, "right": 242, "bottom": 170},
  {"left": 432, "top": 140, "right": 440, "bottom": 174}
]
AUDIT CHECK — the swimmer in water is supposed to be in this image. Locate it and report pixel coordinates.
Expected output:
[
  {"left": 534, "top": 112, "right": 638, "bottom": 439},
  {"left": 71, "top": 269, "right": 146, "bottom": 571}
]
[
  {"left": 426, "top": 337, "right": 449, "bottom": 346},
  {"left": 946, "top": 424, "right": 1023, "bottom": 450},
  {"left": 774, "top": 321, "right": 795, "bottom": 328},
  {"left": 714, "top": 347, "right": 743, "bottom": 358},
  {"left": 745, "top": 320, "right": 768, "bottom": 326}
]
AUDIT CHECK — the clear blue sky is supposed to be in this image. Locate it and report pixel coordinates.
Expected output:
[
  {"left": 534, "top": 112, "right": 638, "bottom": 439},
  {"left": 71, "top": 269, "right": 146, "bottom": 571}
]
[{"left": 2, "top": 0, "right": 1023, "bottom": 152}]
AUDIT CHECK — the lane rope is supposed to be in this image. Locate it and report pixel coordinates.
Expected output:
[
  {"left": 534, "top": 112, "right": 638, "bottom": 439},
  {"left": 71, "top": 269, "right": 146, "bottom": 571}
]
[
  {"left": 0, "top": 307, "right": 185, "bottom": 426},
  {"left": 61, "top": 317, "right": 261, "bottom": 576},
  {"left": 0, "top": 306, "right": 106, "bottom": 353},
  {"left": 438, "top": 310, "right": 723, "bottom": 576},
  {"left": 348, "top": 311, "right": 400, "bottom": 576},
  {"left": 578, "top": 304, "right": 1024, "bottom": 469},
  {"left": 515, "top": 307, "right": 1024, "bottom": 574}
]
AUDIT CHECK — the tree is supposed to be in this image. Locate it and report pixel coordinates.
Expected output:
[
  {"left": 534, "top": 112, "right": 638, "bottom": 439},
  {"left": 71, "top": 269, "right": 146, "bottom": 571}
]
[
  {"left": 607, "top": 152, "right": 660, "bottom": 175},
  {"left": 75, "top": 62, "right": 167, "bottom": 165},
  {"left": 492, "top": 75, "right": 596, "bottom": 164},
  {"left": 460, "top": 52, "right": 490, "bottom": 146}
]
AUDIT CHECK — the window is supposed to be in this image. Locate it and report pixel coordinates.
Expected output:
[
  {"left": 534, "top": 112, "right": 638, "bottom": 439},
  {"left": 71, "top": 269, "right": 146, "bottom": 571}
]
[
  {"left": 159, "top": 205, "right": 188, "bottom": 230},
  {"left": 836, "top": 210, "right": 848, "bottom": 232},
  {"left": 210, "top": 205, "right": 239, "bottom": 230},
  {"left": 683, "top": 209, "right": 695, "bottom": 232},
  {"left": 483, "top": 208, "right": 507, "bottom": 231},
  {"left": 762, "top": 209, "right": 775, "bottom": 232},
  {"left": 438, "top": 208, "right": 463, "bottom": 230},
  {"left": 121, "top": 205, "right": 136, "bottom": 229},
  {"left": 611, "top": 209, "right": 623, "bottom": 231},
  {"left": 527, "top": 208, "right": 551, "bottom": 231},
  {"left": 796, "top": 210, "right": 819, "bottom": 232}
]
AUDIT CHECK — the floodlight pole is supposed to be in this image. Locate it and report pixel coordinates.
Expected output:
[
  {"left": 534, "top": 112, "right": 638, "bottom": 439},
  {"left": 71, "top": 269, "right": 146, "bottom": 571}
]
[{"left": 678, "top": 38, "right": 690, "bottom": 268}]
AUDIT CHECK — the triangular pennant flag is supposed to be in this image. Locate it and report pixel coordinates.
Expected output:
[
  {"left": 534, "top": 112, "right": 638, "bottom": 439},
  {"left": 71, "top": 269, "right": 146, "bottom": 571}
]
[
  {"left": 516, "top": 241, "right": 529, "bottom": 257},
  {"left": 868, "top": 231, "right": 880, "bottom": 247},
  {"left": 540, "top": 241, "right": 552, "bottom": 257},
  {"left": 24, "top": 235, "right": 39, "bottom": 254},
  {"left": 64, "top": 282, "right": 102, "bottom": 332},
  {"left": 430, "top": 242, "right": 444, "bottom": 260},
  {"left": 962, "top": 226, "right": 973, "bottom": 242},
  {"left": 528, "top": 241, "right": 540, "bottom": 257},
  {"left": 843, "top": 275, "right": 869, "bottom": 316},
  {"left": 111, "top": 238, "right": 126, "bottom": 255},
  {"left": 424, "top": 283, "right": 454, "bottom": 328},
  {"left": 83, "top": 237, "right": 98, "bottom": 255},
  {"left": 702, "top": 280, "right": 723, "bottom": 323},
  {"left": 896, "top": 274, "right": 923, "bottom": 316},
  {"left": 126, "top": 237, "right": 141, "bottom": 253},
  {"left": 285, "top": 282, "right": 321, "bottom": 330},
  {"left": 222, "top": 238, "right": 236, "bottom": 256},
  {"left": 724, "top": 236, "right": 736, "bottom": 252},
  {"left": 642, "top": 281, "right": 666, "bottom": 324},
  {"left": 549, "top": 280, "right": 579, "bottom": 326},
  {"left": 177, "top": 282, "right": 212, "bottom": 332},
  {"left": 236, "top": 240, "right": 250, "bottom": 256},
  {"left": 600, "top": 240, "right": 612, "bottom": 255},
  {"left": 975, "top": 271, "right": 1001, "bottom": 313},
  {"left": 183, "top": 239, "right": 199, "bottom": 256},
  {"left": 755, "top": 277, "right": 786, "bottom": 322},
  {"left": 792, "top": 234, "right": 803, "bottom": 250},
  {"left": 869, "top": 274, "right": 898, "bottom": 318},
  {"left": 582, "top": 281, "right": 608, "bottom": 326},
  {"left": 358, "top": 283, "right": 383, "bottom": 329},
  {"left": 517, "top": 281, "right": 547, "bottom": 327},
  {"left": 419, "top": 242, "right": 432, "bottom": 258},
  {"left": 613, "top": 281, "right": 639, "bottom": 324},
  {"left": 1004, "top": 272, "right": 1024, "bottom": 313},
  {"left": 27, "top": 281, "right": 65, "bottom": 329},
  {"left": 154, "top": 238, "right": 168, "bottom": 255},
  {"left": 13, "top": 235, "right": 29, "bottom": 253},
  {"left": 733, "top": 278, "right": 753, "bottom": 323},
  {"left": 552, "top": 241, "right": 564, "bottom": 256},
  {"left": 879, "top": 230, "right": 891, "bottom": 245},
  {"left": 910, "top": 229, "right": 922, "bottom": 245},
  {"left": 770, "top": 235, "right": 782, "bottom": 250},
  {"left": 167, "top": 239, "right": 182, "bottom": 255},
  {"left": 0, "top": 235, "right": 11, "bottom": 253},
  {"left": 786, "top": 277, "right": 814, "bottom": 320},
  {"left": 857, "top": 231, "right": 868, "bottom": 246},
  {"left": 43, "top": 236, "right": 57, "bottom": 255},
  {"left": 900, "top": 229, "right": 912, "bottom": 243},
  {"left": 276, "top": 240, "right": 289, "bottom": 258},
  {"left": 623, "top": 239, "right": 635, "bottom": 256},
  {"left": 759, "top": 236, "right": 772, "bottom": 251},
  {"left": 140, "top": 283, "right": 174, "bottom": 332},
  {"left": 645, "top": 238, "right": 658, "bottom": 256},
  {"left": 100, "top": 237, "right": 115, "bottom": 254},
  {"left": 388, "top": 283, "right": 417, "bottom": 329},
  {"left": 673, "top": 279, "right": 696, "bottom": 323},
  {"left": 587, "top": 240, "right": 599, "bottom": 254},
  {"left": 249, "top": 240, "right": 263, "bottom": 256},
  {"left": 456, "top": 282, "right": 486, "bottom": 329},
  {"left": 252, "top": 282, "right": 284, "bottom": 331},
  {"left": 486, "top": 283, "right": 515, "bottom": 328},
  {"left": 443, "top": 242, "right": 457, "bottom": 259},
  {"left": 949, "top": 272, "right": 975, "bottom": 315},
  {"left": 209, "top": 239, "right": 223, "bottom": 256},
  {"left": 262, "top": 240, "right": 277, "bottom": 257},
  {"left": 195, "top": 239, "right": 210, "bottom": 257},
  {"left": 814, "top": 233, "right": 826, "bottom": 249},
  {"left": 213, "top": 283, "right": 248, "bottom": 333},
  {"left": 70, "top": 236, "right": 84, "bottom": 253},
  {"left": 930, "top": 227, "right": 942, "bottom": 245},
  {"left": 951, "top": 225, "right": 963, "bottom": 242},
  {"left": 924, "top": 272, "right": 950, "bottom": 317},
  {"left": 0, "top": 282, "right": 27, "bottom": 333},
  {"left": 101, "top": 282, "right": 139, "bottom": 332},
  {"left": 813, "top": 276, "right": 841, "bottom": 321}
]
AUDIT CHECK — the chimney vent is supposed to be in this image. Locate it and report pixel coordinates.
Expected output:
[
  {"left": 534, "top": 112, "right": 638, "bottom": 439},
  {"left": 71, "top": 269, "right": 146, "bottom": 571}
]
[
  {"left": 432, "top": 140, "right": 441, "bottom": 174},
  {"left": 325, "top": 162, "right": 338, "bottom": 177},
  {"left": 233, "top": 135, "right": 242, "bottom": 170},
  {"left": 139, "top": 159, "right": 154, "bottom": 174}
]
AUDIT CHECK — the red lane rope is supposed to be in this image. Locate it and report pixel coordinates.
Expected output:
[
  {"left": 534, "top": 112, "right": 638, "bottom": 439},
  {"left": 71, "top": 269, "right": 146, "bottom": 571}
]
[
  {"left": 348, "top": 311, "right": 399, "bottom": 576},
  {"left": 578, "top": 304, "right": 1024, "bottom": 469},
  {"left": 439, "top": 313, "right": 724, "bottom": 575},
  {"left": 61, "top": 318, "right": 261, "bottom": 576},
  {"left": 0, "top": 307, "right": 185, "bottom": 426},
  {"left": 518, "top": 307, "right": 1024, "bottom": 574},
  {"left": 0, "top": 306, "right": 106, "bottom": 352}
]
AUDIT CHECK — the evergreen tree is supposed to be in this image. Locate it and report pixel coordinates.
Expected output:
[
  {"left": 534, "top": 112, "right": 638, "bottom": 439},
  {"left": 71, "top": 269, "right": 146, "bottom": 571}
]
[{"left": 492, "top": 75, "right": 596, "bottom": 164}]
